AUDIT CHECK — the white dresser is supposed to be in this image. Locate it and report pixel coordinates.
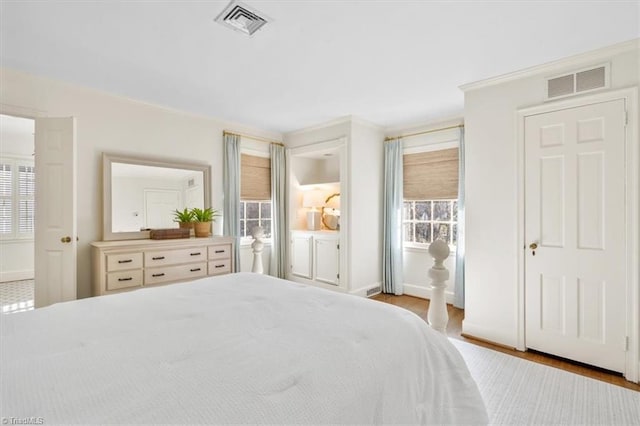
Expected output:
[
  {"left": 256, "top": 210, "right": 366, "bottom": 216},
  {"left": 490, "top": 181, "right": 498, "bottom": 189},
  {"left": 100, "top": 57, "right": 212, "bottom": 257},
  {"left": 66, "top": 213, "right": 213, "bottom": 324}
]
[{"left": 91, "top": 237, "right": 234, "bottom": 296}]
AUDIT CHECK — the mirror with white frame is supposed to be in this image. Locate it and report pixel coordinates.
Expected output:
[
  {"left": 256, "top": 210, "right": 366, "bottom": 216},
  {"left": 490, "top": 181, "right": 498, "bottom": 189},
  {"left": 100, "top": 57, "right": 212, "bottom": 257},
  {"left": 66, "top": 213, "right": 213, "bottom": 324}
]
[{"left": 103, "top": 153, "right": 211, "bottom": 241}]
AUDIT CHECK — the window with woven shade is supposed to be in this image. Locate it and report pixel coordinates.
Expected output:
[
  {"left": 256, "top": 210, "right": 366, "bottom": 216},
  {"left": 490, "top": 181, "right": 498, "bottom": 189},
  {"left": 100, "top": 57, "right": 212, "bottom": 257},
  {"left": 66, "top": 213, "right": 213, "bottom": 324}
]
[
  {"left": 240, "top": 154, "right": 272, "bottom": 239},
  {"left": 403, "top": 148, "right": 458, "bottom": 200},
  {"left": 241, "top": 154, "right": 271, "bottom": 200},
  {"left": 403, "top": 147, "right": 459, "bottom": 245}
]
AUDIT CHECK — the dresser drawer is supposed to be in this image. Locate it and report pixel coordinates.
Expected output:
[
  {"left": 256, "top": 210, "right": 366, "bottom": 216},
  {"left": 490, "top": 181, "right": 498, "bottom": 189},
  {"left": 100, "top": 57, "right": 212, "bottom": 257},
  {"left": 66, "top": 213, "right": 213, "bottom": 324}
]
[
  {"left": 145, "top": 262, "right": 207, "bottom": 285},
  {"left": 208, "top": 260, "right": 231, "bottom": 276},
  {"left": 107, "top": 252, "right": 143, "bottom": 272},
  {"left": 208, "top": 244, "right": 232, "bottom": 260},
  {"left": 107, "top": 270, "right": 143, "bottom": 291},
  {"left": 145, "top": 247, "right": 207, "bottom": 267}
]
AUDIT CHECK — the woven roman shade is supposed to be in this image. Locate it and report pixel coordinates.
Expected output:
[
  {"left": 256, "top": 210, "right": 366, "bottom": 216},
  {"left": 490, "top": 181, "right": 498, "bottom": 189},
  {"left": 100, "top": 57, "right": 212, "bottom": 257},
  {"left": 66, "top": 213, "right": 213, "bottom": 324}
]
[
  {"left": 241, "top": 154, "right": 271, "bottom": 200},
  {"left": 403, "top": 148, "right": 458, "bottom": 200}
]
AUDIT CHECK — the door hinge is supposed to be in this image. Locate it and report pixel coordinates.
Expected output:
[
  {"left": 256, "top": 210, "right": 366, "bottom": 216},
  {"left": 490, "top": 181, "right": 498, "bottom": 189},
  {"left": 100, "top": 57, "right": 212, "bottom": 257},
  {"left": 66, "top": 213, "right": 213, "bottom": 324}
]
[
  {"left": 624, "top": 336, "right": 629, "bottom": 351},
  {"left": 337, "top": 273, "right": 339, "bottom": 279},
  {"left": 337, "top": 244, "right": 340, "bottom": 250},
  {"left": 624, "top": 110, "right": 628, "bottom": 126}
]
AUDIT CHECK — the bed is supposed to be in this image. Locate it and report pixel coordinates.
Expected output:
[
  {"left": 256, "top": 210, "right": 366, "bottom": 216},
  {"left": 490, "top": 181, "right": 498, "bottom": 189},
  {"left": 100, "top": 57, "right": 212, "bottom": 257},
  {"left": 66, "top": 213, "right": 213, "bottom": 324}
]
[{"left": 1, "top": 273, "right": 487, "bottom": 424}]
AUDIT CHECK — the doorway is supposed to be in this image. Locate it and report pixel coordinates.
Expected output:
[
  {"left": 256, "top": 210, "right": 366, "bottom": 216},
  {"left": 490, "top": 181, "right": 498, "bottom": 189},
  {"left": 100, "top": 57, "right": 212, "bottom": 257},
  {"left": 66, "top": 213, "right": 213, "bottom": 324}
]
[
  {"left": 0, "top": 114, "right": 35, "bottom": 313},
  {"left": 518, "top": 88, "right": 639, "bottom": 382}
]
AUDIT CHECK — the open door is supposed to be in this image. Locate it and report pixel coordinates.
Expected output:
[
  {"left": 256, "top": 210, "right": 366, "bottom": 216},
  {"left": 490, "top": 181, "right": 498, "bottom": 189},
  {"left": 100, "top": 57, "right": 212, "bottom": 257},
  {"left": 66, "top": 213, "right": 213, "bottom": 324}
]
[{"left": 34, "top": 117, "right": 76, "bottom": 308}]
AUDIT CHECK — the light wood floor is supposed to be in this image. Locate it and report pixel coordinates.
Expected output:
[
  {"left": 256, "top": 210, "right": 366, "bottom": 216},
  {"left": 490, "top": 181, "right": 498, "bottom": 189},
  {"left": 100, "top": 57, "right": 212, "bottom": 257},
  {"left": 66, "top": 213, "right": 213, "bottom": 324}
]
[{"left": 372, "top": 293, "right": 640, "bottom": 392}]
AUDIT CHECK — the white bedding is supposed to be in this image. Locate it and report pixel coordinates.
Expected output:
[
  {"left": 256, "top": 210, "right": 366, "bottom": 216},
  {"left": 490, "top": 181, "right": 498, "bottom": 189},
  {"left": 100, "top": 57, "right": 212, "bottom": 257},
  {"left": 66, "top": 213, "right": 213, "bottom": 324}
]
[{"left": 1, "top": 273, "right": 487, "bottom": 424}]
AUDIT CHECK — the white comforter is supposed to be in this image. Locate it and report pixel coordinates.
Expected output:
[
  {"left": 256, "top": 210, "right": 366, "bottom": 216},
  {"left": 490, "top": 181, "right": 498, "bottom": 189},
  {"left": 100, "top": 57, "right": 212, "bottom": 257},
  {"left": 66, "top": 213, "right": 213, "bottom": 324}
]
[{"left": 1, "top": 273, "right": 487, "bottom": 424}]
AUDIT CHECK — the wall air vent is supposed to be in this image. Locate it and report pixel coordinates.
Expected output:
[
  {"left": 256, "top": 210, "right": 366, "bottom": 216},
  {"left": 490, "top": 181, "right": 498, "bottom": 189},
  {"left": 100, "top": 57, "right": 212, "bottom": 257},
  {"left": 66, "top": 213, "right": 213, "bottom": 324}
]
[
  {"left": 215, "top": 1, "right": 269, "bottom": 36},
  {"left": 546, "top": 64, "right": 609, "bottom": 101},
  {"left": 366, "top": 286, "right": 381, "bottom": 297}
]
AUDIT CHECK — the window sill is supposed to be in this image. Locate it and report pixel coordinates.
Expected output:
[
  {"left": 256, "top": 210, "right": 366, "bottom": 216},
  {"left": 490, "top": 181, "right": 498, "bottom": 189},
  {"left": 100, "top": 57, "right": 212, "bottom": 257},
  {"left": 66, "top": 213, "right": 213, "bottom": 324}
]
[
  {"left": 0, "top": 238, "right": 35, "bottom": 244},
  {"left": 404, "top": 243, "right": 456, "bottom": 254},
  {"left": 239, "top": 238, "right": 273, "bottom": 248}
]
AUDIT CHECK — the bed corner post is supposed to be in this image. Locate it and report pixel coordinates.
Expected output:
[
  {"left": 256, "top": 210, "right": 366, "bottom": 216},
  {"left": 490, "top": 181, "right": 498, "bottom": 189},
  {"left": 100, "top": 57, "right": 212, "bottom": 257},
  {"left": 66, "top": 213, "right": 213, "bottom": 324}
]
[{"left": 427, "top": 240, "right": 450, "bottom": 333}]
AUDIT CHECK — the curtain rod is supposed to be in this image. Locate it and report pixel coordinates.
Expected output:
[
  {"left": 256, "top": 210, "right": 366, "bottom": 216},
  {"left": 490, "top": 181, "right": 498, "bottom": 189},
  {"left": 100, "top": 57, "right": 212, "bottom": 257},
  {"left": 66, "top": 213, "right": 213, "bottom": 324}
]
[
  {"left": 223, "top": 130, "right": 284, "bottom": 146},
  {"left": 384, "top": 124, "right": 464, "bottom": 142}
]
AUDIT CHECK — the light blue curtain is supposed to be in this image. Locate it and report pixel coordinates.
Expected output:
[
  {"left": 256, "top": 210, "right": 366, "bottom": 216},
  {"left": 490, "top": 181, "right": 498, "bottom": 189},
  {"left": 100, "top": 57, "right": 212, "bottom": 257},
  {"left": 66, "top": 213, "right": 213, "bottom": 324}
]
[
  {"left": 223, "top": 133, "right": 241, "bottom": 270},
  {"left": 454, "top": 128, "right": 466, "bottom": 308},
  {"left": 269, "top": 143, "right": 287, "bottom": 278},
  {"left": 382, "top": 138, "right": 404, "bottom": 295}
]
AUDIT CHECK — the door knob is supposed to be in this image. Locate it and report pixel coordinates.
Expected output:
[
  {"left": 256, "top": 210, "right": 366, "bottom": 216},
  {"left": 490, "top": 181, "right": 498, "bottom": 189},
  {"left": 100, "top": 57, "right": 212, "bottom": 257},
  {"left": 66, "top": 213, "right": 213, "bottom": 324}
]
[
  {"left": 529, "top": 242, "right": 538, "bottom": 250},
  {"left": 61, "top": 236, "right": 71, "bottom": 243}
]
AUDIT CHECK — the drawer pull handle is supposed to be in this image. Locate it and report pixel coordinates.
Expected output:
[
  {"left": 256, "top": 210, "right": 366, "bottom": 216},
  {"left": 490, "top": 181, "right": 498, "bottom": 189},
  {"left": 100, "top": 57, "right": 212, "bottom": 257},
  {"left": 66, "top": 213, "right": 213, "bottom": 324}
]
[
  {"left": 118, "top": 259, "right": 133, "bottom": 264},
  {"left": 190, "top": 268, "right": 201, "bottom": 272},
  {"left": 215, "top": 250, "right": 225, "bottom": 253},
  {"left": 190, "top": 252, "right": 201, "bottom": 256},
  {"left": 118, "top": 277, "right": 133, "bottom": 282},
  {"left": 152, "top": 256, "right": 165, "bottom": 260},
  {"left": 152, "top": 273, "right": 165, "bottom": 277},
  {"left": 215, "top": 264, "right": 225, "bottom": 269}
]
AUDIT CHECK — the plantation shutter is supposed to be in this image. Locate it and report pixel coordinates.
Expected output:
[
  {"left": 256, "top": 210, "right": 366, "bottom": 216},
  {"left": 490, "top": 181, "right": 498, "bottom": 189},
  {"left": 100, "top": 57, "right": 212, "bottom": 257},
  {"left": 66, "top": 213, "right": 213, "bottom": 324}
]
[
  {"left": 241, "top": 154, "right": 271, "bottom": 200},
  {"left": 0, "top": 164, "right": 11, "bottom": 234},
  {"left": 403, "top": 148, "right": 459, "bottom": 200},
  {"left": 18, "top": 165, "right": 35, "bottom": 233}
]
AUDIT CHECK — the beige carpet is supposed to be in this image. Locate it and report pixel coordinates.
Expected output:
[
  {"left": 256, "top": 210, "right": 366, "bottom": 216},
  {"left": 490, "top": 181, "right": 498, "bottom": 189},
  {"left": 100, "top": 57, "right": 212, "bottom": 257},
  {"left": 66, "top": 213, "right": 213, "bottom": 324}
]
[{"left": 451, "top": 339, "right": 640, "bottom": 425}]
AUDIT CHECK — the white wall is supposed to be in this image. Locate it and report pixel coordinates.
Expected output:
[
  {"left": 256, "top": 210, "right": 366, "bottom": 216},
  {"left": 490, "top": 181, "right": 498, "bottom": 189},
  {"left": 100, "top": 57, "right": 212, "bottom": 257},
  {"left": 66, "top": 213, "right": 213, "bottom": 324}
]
[
  {"left": 348, "top": 119, "right": 384, "bottom": 294},
  {"left": 462, "top": 42, "right": 639, "bottom": 347},
  {"left": 0, "top": 68, "right": 281, "bottom": 298}
]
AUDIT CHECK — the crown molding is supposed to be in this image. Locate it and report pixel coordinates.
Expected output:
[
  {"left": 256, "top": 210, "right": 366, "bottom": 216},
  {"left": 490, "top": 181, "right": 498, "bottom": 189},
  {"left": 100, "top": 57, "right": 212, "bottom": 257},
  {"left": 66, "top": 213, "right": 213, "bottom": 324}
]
[{"left": 460, "top": 38, "right": 639, "bottom": 92}]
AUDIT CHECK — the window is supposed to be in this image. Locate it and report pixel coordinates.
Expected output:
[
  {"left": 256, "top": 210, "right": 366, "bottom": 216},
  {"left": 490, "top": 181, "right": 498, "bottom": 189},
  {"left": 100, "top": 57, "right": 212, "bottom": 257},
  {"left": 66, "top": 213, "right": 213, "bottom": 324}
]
[
  {"left": 239, "top": 200, "right": 272, "bottom": 239},
  {"left": 403, "top": 200, "right": 457, "bottom": 245},
  {"left": 402, "top": 146, "right": 459, "bottom": 246},
  {"left": 240, "top": 153, "right": 272, "bottom": 240},
  {"left": 0, "top": 159, "right": 35, "bottom": 239}
]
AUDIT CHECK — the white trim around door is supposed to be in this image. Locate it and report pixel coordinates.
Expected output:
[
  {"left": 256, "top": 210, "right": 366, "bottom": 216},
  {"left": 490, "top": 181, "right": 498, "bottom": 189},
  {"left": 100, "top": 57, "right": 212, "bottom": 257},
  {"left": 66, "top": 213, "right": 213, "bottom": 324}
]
[{"left": 516, "top": 87, "right": 639, "bottom": 383}]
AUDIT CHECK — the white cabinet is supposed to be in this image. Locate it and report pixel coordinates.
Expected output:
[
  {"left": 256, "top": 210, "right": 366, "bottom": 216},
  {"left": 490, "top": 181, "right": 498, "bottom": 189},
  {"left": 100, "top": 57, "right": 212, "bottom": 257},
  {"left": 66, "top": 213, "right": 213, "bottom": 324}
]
[
  {"left": 314, "top": 234, "right": 339, "bottom": 285},
  {"left": 91, "top": 237, "right": 234, "bottom": 296},
  {"left": 290, "top": 231, "right": 339, "bottom": 287},
  {"left": 291, "top": 233, "right": 313, "bottom": 279}
]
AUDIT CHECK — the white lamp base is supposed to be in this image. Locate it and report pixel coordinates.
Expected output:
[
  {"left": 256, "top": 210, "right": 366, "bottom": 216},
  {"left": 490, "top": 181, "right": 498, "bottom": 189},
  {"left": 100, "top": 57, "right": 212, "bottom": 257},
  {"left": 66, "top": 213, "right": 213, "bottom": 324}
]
[{"left": 307, "top": 210, "right": 321, "bottom": 231}]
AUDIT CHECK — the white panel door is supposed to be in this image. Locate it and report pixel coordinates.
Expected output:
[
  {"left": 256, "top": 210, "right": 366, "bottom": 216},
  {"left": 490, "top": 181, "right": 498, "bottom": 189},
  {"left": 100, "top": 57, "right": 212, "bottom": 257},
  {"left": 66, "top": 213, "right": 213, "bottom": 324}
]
[
  {"left": 524, "top": 100, "right": 626, "bottom": 372},
  {"left": 144, "top": 189, "right": 181, "bottom": 229},
  {"left": 291, "top": 233, "right": 312, "bottom": 279},
  {"left": 34, "top": 117, "right": 76, "bottom": 308},
  {"left": 314, "top": 235, "right": 339, "bottom": 286}
]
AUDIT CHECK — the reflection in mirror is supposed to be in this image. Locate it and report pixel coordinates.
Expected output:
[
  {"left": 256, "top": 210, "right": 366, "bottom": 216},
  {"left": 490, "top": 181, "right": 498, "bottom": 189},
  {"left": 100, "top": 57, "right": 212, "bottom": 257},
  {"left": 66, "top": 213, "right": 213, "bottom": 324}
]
[
  {"left": 103, "top": 153, "right": 211, "bottom": 241},
  {"left": 111, "top": 163, "right": 204, "bottom": 232}
]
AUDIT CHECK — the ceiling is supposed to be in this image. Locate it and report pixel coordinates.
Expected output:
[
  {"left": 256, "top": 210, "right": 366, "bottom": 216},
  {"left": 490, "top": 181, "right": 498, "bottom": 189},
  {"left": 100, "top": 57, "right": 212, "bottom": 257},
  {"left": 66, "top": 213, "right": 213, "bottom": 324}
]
[{"left": 1, "top": 1, "right": 638, "bottom": 133}]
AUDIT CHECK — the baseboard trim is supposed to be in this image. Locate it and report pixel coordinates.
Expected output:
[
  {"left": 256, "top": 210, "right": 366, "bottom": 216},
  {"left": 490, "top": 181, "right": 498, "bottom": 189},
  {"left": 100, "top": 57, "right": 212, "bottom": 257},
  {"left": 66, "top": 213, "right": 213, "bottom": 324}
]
[
  {"left": 460, "top": 333, "right": 518, "bottom": 351},
  {"left": 0, "top": 270, "right": 34, "bottom": 283},
  {"left": 462, "top": 320, "right": 518, "bottom": 349},
  {"left": 403, "top": 283, "right": 454, "bottom": 304}
]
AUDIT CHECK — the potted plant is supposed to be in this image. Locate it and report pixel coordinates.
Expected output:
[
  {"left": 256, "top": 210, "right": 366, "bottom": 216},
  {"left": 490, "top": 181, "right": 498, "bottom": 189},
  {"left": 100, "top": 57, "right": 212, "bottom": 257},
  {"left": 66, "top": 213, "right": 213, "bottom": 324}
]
[
  {"left": 191, "top": 207, "right": 220, "bottom": 238},
  {"left": 173, "top": 208, "right": 195, "bottom": 230}
]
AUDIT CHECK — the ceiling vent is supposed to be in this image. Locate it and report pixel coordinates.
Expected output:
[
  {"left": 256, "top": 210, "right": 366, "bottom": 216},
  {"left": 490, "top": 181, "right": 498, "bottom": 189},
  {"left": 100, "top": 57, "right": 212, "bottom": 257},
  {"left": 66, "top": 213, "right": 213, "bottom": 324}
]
[
  {"left": 546, "top": 64, "right": 609, "bottom": 101},
  {"left": 215, "top": 1, "right": 269, "bottom": 36}
]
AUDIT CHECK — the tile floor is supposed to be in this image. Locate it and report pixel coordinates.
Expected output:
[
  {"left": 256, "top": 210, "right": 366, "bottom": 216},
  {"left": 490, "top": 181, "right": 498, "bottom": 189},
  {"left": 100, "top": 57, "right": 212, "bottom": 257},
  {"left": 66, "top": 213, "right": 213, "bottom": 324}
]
[{"left": 1, "top": 279, "right": 34, "bottom": 314}]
